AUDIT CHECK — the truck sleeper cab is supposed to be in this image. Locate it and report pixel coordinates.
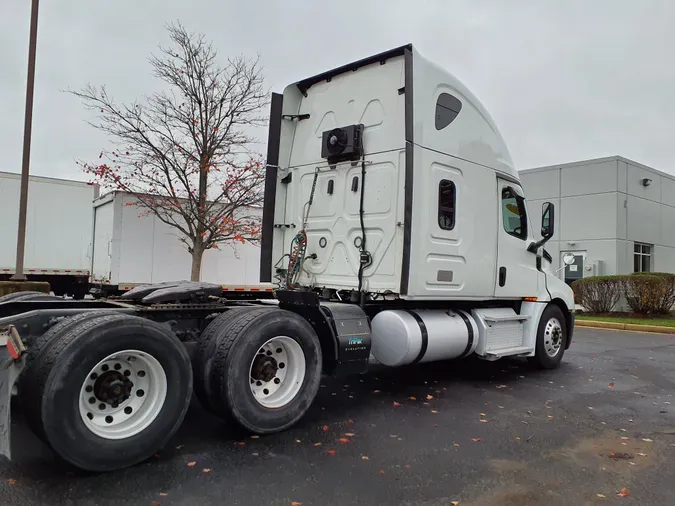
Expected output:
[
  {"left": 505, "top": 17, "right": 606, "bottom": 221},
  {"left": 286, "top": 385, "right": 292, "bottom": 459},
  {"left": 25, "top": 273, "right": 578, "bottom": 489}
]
[{"left": 0, "top": 44, "right": 574, "bottom": 474}]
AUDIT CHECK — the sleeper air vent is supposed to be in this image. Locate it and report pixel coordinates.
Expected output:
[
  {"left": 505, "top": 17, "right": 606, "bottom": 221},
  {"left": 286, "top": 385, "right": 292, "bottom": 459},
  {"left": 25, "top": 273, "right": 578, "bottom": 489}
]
[{"left": 321, "top": 124, "right": 364, "bottom": 165}]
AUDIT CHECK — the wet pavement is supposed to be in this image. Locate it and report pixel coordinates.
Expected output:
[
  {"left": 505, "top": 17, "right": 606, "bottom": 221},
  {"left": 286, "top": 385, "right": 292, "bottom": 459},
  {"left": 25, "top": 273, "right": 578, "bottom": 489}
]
[{"left": 1, "top": 327, "right": 675, "bottom": 505}]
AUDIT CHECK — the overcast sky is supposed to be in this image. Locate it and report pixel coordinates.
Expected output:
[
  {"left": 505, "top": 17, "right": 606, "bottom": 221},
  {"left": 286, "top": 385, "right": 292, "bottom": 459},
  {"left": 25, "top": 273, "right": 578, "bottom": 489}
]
[{"left": 2, "top": 0, "right": 674, "bottom": 181}]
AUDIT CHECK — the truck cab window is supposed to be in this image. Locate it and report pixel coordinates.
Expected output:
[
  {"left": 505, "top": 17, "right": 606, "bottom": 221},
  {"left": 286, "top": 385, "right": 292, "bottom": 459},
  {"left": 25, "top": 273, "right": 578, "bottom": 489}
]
[
  {"left": 501, "top": 187, "right": 527, "bottom": 240},
  {"left": 438, "top": 179, "right": 456, "bottom": 230}
]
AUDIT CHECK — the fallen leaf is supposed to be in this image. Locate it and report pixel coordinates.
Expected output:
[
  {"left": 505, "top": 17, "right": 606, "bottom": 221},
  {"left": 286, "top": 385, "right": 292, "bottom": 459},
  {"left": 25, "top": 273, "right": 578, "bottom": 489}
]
[
  {"left": 152, "top": 502, "right": 161, "bottom": 506},
  {"left": 453, "top": 443, "right": 460, "bottom": 448},
  {"left": 202, "top": 468, "right": 211, "bottom": 473},
  {"left": 393, "top": 401, "right": 401, "bottom": 407},
  {"left": 479, "top": 419, "right": 488, "bottom": 423},
  {"left": 322, "top": 425, "right": 329, "bottom": 432},
  {"left": 409, "top": 396, "right": 417, "bottom": 401},
  {"left": 237, "top": 442, "right": 246, "bottom": 446},
  {"left": 431, "top": 409, "right": 438, "bottom": 414},
  {"left": 327, "top": 449, "right": 337, "bottom": 455},
  {"left": 291, "top": 502, "right": 302, "bottom": 506},
  {"left": 379, "top": 470, "right": 385, "bottom": 475},
  {"left": 515, "top": 436, "right": 521, "bottom": 440},
  {"left": 159, "top": 493, "right": 168, "bottom": 497},
  {"left": 250, "top": 435, "right": 259, "bottom": 439},
  {"left": 348, "top": 419, "right": 354, "bottom": 424},
  {"left": 548, "top": 415, "right": 553, "bottom": 419},
  {"left": 7, "top": 479, "right": 16, "bottom": 486},
  {"left": 638, "top": 453, "right": 647, "bottom": 457},
  {"left": 433, "top": 424, "right": 438, "bottom": 428},
  {"left": 621, "top": 437, "right": 629, "bottom": 440},
  {"left": 596, "top": 493, "right": 606, "bottom": 498},
  {"left": 609, "top": 382, "right": 615, "bottom": 388},
  {"left": 296, "top": 439, "right": 302, "bottom": 443},
  {"left": 390, "top": 435, "right": 398, "bottom": 438},
  {"left": 175, "top": 445, "right": 184, "bottom": 450},
  {"left": 339, "top": 438, "right": 349, "bottom": 444},
  {"left": 187, "top": 461, "right": 196, "bottom": 467},
  {"left": 480, "top": 413, "right": 486, "bottom": 417},
  {"left": 426, "top": 395, "right": 434, "bottom": 400},
  {"left": 496, "top": 385, "right": 507, "bottom": 389},
  {"left": 361, "top": 455, "right": 369, "bottom": 460},
  {"left": 313, "top": 442, "right": 322, "bottom": 447},
  {"left": 374, "top": 390, "right": 381, "bottom": 393},
  {"left": 252, "top": 453, "right": 259, "bottom": 457},
  {"left": 472, "top": 438, "right": 481, "bottom": 443},
  {"left": 345, "top": 433, "right": 355, "bottom": 437},
  {"left": 643, "top": 438, "right": 653, "bottom": 442},
  {"left": 451, "top": 502, "right": 460, "bottom": 506},
  {"left": 617, "top": 487, "right": 630, "bottom": 497}
]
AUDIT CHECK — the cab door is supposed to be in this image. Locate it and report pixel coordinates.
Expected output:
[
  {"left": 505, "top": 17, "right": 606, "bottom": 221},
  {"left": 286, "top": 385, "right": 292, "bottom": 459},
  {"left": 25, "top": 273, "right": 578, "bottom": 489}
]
[{"left": 494, "top": 179, "right": 541, "bottom": 298}]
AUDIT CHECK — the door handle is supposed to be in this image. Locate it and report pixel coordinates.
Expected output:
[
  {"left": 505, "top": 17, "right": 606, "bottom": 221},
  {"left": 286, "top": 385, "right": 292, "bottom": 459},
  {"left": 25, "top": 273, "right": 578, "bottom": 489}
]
[{"left": 499, "top": 267, "right": 507, "bottom": 287}]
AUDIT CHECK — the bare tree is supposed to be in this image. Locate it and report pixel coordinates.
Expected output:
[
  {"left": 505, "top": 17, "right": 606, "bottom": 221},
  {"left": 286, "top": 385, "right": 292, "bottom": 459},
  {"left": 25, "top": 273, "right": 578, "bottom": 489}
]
[{"left": 70, "top": 21, "right": 268, "bottom": 281}]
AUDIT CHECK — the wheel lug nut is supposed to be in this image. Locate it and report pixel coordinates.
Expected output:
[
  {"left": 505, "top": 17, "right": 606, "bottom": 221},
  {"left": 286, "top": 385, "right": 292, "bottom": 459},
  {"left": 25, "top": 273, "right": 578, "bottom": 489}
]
[
  {"left": 88, "top": 397, "right": 96, "bottom": 404},
  {"left": 99, "top": 403, "right": 106, "bottom": 410},
  {"left": 274, "top": 378, "right": 281, "bottom": 384},
  {"left": 124, "top": 407, "right": 133, "bottom": 415},
  {"left": 105, "top": 415, "right": 113, "bottom": 424},
  {"left": 138, "top": 370, "right": 146, "bottom": 378}
]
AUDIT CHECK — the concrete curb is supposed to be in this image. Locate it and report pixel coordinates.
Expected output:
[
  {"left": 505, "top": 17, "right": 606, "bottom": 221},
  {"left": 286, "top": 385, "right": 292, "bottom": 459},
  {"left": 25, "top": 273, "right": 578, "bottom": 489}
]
[{"left": 576, "top": 319, "right": 675, "bottom": 335}]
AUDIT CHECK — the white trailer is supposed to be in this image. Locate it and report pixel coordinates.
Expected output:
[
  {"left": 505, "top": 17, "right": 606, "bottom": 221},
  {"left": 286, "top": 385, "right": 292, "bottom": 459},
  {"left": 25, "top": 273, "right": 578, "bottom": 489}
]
[
  {"left": 0, "top": 44, "right": 575, "bottom": 473},
  {"left": 90, "top": 191, "right": 272, "bottom": 296},
  {"left": 0, "top": 171, "right": 97, "bottom": 298}
]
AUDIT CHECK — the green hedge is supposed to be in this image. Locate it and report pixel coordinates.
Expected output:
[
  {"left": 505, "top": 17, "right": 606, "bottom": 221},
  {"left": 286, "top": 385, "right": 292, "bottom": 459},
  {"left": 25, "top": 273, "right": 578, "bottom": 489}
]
[{"left": 572, "top": 273, "right": 675, "bottom": 314}]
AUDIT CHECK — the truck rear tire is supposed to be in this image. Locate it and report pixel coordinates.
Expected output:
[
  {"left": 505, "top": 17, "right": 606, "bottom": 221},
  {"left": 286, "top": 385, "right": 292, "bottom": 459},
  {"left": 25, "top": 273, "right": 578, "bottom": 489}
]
[
  {"left": 20, "top": 311, "right": 127, "bottom": 441},
  {"left": 25, "top": 314, "right": 192, "bottom": 472},
  {"left": 192, "top": 307, "right": 250, "bottom": 415},
  {"left": 529, "top": 304, "right": 568, "bottom": 370},
  {"left": 210, "top": 308, "right": 322, "bottom": 434}
]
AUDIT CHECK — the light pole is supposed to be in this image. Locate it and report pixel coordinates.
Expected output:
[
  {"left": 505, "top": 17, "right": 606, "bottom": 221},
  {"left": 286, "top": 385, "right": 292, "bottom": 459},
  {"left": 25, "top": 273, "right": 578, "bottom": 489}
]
[{"left": 10, "top": 0, "right": 40, "bottom": 282}]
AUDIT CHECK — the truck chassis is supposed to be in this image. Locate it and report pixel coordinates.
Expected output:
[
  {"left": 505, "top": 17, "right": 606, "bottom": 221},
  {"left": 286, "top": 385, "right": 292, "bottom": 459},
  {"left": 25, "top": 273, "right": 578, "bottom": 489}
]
[{"left": 0, "top": 281, "right": 572, "bottom": 473}]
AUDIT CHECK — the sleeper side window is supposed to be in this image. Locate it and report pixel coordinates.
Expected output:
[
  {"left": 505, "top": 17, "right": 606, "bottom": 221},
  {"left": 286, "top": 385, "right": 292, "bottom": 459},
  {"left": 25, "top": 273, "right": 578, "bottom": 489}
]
[
  {"left": 435, "top": 93, "right": 462, "bottom": 130},
  {"left": 501, "top": 187, "right": 527, "bottom": 240},
  {"left": 438, "top": 180, "right": 456, "bottom": 230}
]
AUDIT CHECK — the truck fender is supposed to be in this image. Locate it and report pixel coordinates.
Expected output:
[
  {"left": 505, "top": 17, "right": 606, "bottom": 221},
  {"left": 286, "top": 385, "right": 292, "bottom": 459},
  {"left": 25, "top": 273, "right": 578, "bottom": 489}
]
[{"left": 276, "top": 291, "right": 371, "bottom": 376}]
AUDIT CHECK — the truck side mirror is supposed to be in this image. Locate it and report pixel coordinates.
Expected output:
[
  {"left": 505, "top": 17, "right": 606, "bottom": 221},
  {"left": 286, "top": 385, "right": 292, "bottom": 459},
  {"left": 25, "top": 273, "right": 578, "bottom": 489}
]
[{"left": 541, "top": 202, "right": 554, "bottom": 239}]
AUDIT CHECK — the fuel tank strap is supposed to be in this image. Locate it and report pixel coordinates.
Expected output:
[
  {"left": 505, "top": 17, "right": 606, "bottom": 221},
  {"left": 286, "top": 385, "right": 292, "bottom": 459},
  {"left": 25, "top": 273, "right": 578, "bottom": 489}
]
[
  {"left": 404, "top": 310, "right": 429, "bottom": 365},
  {"left": 456, "top": 310, "right": 475, "bottom": 357}
]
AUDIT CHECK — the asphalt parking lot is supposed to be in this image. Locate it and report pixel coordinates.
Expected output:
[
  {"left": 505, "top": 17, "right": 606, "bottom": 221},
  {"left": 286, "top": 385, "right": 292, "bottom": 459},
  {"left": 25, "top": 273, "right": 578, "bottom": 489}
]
[{"left": 1, "top": 327, "right": 674, "bottom": 506}]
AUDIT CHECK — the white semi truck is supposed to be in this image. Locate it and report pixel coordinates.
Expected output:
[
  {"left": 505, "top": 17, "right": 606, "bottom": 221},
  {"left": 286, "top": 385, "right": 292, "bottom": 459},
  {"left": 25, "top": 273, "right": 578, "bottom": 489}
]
[{"left": 0, "top": 44, "right": 574, "bottom": 473}]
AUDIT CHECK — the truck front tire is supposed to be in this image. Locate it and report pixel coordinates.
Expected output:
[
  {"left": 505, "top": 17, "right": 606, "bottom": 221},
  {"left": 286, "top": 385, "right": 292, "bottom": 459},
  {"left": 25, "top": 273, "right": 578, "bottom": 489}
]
[
  {"left": 209, "top": 308, "right": 323, "bottom": 434},
  {"left": 529, "top": 304, "right": 568, "bottom": 369},
  {"left": 24, "top": 314, "right": 192, "bottom": 472}
]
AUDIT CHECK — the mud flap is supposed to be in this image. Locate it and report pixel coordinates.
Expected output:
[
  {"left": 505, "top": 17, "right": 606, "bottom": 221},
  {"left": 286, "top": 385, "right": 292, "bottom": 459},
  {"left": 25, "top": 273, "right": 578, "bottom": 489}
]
[{"left": 0, "top": 326, "right": 27, "bottom": 461}]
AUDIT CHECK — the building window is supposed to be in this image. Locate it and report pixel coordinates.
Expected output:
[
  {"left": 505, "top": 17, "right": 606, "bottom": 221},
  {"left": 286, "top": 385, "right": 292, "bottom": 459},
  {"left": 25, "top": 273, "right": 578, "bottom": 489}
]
[
  {"left": 435, "top": 93, "right": 462, "bottom": 130},
  {"left": 438, "top": 179, "right": 456, "bottom": 230},
  {"left": 501, "top": 187, "right": 528, "bottom": 240},
  {"left": 634, "top": 243, "right": 652, "bottom": 272}
]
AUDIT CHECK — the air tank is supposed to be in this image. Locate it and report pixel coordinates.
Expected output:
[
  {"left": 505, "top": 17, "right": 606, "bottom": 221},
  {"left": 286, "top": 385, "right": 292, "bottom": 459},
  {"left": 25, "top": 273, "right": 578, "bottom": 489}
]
[{"left": 370, "top": 309, "right": 479, "bottom": 367}]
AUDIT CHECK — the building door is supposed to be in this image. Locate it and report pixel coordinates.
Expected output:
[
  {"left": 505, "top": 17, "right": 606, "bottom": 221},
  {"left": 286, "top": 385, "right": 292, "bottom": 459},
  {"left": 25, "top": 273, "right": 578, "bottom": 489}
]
[{"left": 561, "top": 251, "right": 585, "bottom": 286}]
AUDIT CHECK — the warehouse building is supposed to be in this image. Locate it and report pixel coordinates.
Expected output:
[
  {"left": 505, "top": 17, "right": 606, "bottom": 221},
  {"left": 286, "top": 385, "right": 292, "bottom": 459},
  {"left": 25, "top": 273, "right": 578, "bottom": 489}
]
[{"left": 519, "top": 156, "right": 675, "bottom": 285}]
